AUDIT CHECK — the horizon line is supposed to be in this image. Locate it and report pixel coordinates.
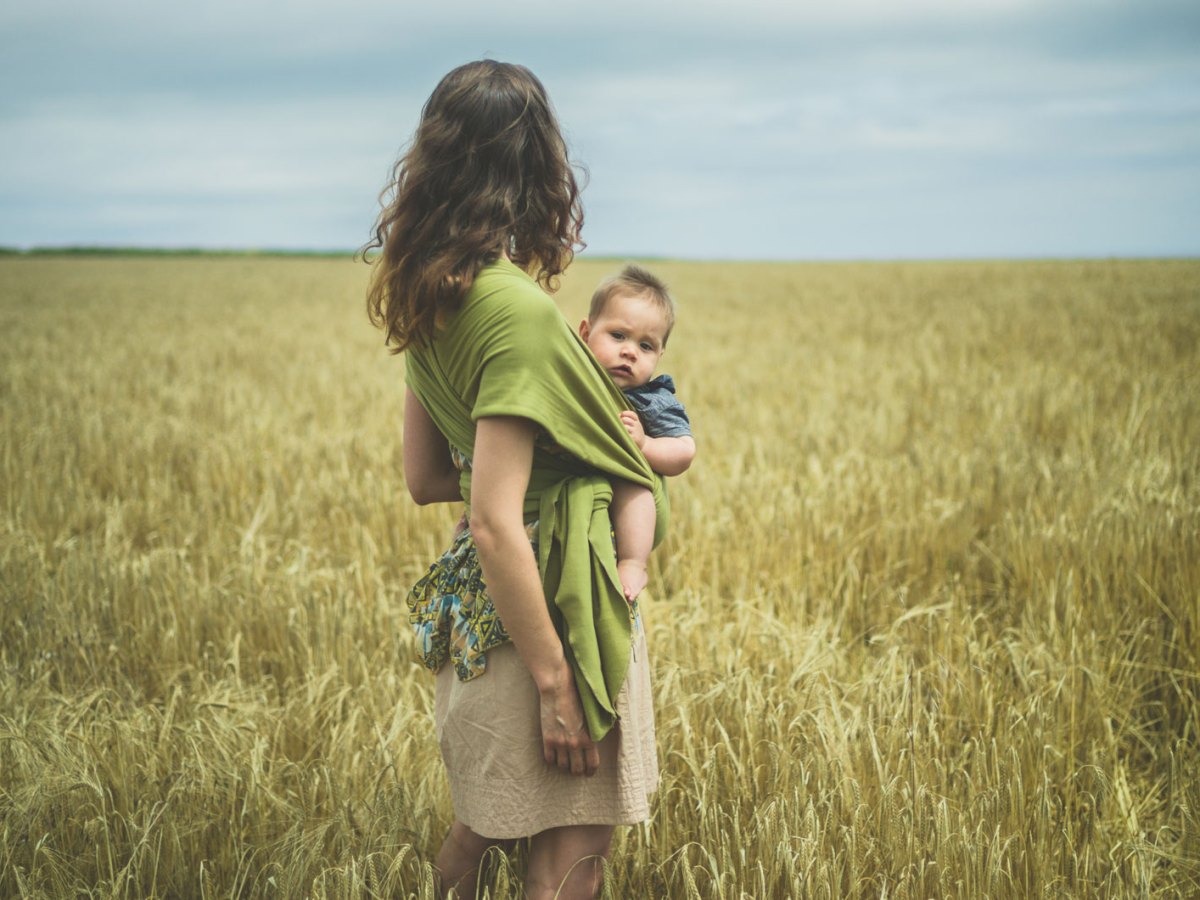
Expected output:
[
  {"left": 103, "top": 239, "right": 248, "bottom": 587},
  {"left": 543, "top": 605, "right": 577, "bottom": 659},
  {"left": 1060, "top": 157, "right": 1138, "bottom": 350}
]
[{"left": 2, "top": 245, "right": 1197, "bottom": 265}]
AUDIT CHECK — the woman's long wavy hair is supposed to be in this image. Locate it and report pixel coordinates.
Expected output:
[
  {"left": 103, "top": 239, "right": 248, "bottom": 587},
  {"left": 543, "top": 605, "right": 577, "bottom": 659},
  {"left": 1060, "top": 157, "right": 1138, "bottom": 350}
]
[{"left": 363, "top": 60, "right": 585, "bottom": 352}]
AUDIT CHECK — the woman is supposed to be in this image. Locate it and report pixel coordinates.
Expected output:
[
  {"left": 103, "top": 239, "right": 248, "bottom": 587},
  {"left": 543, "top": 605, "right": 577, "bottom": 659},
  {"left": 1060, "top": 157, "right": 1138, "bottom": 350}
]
[{"left": 364, "top": 61, "right": 666, "bottom": 899}]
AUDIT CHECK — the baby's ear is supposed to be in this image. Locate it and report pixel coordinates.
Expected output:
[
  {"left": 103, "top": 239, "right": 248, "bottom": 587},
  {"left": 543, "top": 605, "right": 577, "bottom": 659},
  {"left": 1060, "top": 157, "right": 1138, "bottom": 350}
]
[{"left": 578, "top": 319, "right": 591, "bottom": 341}]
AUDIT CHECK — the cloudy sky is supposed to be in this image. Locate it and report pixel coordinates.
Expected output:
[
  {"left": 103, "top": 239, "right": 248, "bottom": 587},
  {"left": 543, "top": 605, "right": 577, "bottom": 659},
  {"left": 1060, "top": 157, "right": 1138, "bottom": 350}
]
[{"left": 2, "top": 0, "right": 1197, "bottom": 259}]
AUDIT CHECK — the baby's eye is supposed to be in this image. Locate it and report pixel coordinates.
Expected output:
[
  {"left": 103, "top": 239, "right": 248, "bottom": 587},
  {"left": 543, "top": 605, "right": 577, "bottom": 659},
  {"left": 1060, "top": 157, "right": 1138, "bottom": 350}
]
[
  {"left": 640, "top": 342, "right": 655, "bottom": 352},
  {"left": 610, "top": 331, "right": 625, "bottom": 341}
]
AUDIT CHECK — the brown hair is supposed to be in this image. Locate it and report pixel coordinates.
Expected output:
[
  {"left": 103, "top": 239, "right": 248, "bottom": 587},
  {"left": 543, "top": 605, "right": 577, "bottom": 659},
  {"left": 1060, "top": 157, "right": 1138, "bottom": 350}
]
[
  {"left": 588, "top": 264, "right": 676, "bottom": 344},
  {"left": 362, "top": 60, "right": 585, "bottom": 352}
]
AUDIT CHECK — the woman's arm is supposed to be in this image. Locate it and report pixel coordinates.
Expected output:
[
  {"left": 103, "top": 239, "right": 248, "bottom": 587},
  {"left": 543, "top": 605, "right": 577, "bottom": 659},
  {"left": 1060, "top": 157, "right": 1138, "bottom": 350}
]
[
  {"left": 403, "top": 387, "right": 463, "bottom": 505},
  {"left": 469, "top": 415, "right": 600, "bottom": 777}
]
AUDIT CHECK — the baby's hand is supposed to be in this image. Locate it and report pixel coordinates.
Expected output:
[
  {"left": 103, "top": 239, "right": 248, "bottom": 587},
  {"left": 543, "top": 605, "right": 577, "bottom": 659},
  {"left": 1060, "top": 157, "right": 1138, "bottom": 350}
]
[
  {"left": 616, "top": 560, "right": 649, "bottom": 604},
  {"left": 620, "top": 410, "right": 646, "bottom": 449}
]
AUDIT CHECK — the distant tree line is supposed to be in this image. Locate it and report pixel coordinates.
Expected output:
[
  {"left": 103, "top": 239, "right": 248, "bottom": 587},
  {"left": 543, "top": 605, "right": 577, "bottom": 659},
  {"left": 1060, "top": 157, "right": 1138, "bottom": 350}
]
[{"left": 0, "top": 246, "right": 354, "bottom": 258}]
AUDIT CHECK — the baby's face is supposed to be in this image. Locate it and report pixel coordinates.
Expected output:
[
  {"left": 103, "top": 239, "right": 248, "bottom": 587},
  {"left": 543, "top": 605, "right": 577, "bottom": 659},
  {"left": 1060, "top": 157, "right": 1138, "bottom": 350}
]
[{"left": 579, "top": 291, "right": 668, "bottom": 390}]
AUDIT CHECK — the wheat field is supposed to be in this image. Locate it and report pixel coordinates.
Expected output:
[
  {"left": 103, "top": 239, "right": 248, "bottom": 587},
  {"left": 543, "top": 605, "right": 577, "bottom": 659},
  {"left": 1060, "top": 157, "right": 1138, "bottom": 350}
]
[{"left": 1, "top": 255, "right": 1197, "bottom": 898}]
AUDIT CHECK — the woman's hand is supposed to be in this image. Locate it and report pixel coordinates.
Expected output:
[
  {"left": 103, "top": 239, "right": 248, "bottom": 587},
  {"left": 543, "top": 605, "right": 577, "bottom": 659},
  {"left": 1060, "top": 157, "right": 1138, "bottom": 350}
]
[{"left": 538, "top": 661, "right": 601, "bottom": 776}]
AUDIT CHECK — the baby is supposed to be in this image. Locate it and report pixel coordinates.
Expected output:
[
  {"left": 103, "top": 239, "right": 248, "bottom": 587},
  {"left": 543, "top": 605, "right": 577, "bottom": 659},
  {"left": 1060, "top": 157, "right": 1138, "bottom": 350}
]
[{"left": 579, "top": 265, "right": 696, "bottom": 602}]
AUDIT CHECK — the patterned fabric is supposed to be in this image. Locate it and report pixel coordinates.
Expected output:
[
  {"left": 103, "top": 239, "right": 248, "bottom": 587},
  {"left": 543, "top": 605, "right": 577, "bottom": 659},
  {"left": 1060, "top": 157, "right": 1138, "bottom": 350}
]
[
  {"left": 407, "top": 520, "right": 538, "bottom": 681},
  {"left": 624, "top": 374, "right": 691, "bottom": 438}
]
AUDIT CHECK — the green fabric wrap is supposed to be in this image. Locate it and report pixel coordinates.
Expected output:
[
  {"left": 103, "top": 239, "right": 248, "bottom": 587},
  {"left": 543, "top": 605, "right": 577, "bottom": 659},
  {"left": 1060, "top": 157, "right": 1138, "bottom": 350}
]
[{"left": 404, "top": 258, "right": 668, "bottom": 742}]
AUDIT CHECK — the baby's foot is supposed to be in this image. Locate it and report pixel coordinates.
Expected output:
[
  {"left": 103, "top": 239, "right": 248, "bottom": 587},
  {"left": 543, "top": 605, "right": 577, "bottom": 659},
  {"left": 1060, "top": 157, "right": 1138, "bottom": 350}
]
[{"left": 616, "top": 560, "right": 648, "bottom": 604}]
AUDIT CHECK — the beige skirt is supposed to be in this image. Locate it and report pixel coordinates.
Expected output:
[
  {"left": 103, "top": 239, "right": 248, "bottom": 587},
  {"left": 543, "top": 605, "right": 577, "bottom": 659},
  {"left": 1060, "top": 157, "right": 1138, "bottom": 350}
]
[{"left": 434, "top": 615, "right": 658, "bottom": 839}]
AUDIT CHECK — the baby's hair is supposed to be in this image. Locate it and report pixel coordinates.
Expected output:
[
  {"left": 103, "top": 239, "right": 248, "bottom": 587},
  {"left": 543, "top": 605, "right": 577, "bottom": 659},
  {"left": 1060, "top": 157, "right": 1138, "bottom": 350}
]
[{"left": 588, "top": 265, "right": 676, "bottom": 344}]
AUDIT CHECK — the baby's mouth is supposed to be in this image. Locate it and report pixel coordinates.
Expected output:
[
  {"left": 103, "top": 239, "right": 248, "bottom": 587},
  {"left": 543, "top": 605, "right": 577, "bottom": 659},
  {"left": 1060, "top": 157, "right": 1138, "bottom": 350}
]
[{"left": 611, "top": 365, "right": 632, "bottom": 377}]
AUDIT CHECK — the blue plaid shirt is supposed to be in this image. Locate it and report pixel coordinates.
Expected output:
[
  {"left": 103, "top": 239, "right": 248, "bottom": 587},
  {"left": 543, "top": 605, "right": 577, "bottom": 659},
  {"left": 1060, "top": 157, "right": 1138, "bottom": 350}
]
[{"left": 624, "top": 374, "right": 691, "bottom": 438}]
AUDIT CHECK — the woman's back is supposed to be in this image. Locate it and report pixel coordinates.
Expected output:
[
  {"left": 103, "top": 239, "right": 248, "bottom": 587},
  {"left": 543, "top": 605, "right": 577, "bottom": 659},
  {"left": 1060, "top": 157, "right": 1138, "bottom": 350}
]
[{"left": 406, "top": 257, "right": 648, "bottom": 496}]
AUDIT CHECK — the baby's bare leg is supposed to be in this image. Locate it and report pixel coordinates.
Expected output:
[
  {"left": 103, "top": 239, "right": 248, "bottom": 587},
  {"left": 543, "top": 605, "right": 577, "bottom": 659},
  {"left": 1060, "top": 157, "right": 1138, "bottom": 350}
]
[{"left": 610, "top": 480, "right": 655, "bottom": 602}]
